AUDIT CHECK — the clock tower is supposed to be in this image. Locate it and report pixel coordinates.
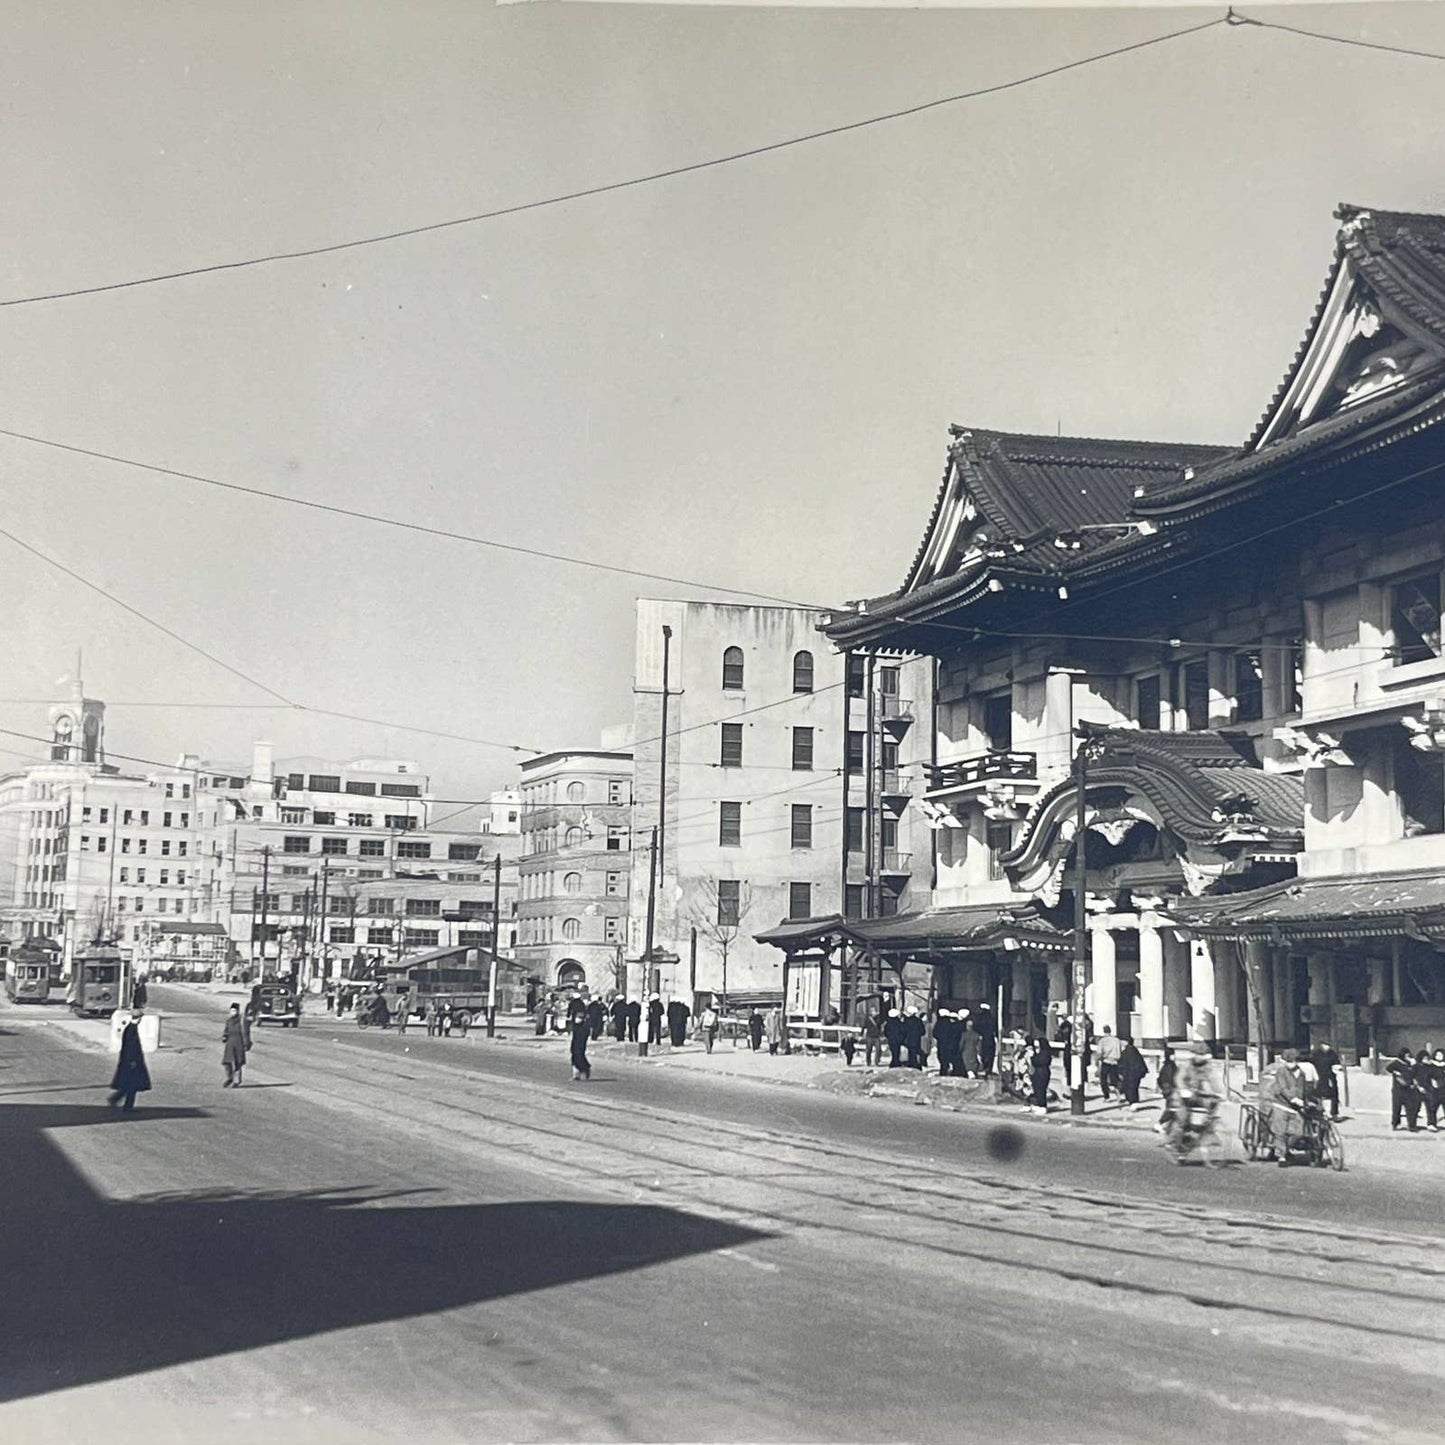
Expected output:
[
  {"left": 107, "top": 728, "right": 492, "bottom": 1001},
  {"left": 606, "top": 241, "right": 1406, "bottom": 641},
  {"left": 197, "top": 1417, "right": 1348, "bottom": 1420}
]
[{"left": 48, "top": 654, "right": 105, "bottom": 766}]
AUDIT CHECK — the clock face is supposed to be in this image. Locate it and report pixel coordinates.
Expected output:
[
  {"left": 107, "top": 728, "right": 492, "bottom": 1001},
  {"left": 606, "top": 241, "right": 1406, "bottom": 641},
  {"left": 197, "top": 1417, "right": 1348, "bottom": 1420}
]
[{"left": 54, "top": 716, "right": 73, "bottom": 737}]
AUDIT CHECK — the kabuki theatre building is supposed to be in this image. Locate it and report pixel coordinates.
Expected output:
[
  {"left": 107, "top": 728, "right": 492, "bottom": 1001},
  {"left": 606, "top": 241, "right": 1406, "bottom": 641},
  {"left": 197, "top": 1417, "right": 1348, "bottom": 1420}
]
[{"left": 761, "top": 206, "right": 1445, "bottom": 1067}]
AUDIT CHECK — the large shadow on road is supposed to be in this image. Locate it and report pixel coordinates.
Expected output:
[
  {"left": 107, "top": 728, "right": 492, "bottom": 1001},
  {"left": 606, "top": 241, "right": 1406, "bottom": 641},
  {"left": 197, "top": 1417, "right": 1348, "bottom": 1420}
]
[{"left": 0, "top": 1100, "right": 769, "bottom": 1402}]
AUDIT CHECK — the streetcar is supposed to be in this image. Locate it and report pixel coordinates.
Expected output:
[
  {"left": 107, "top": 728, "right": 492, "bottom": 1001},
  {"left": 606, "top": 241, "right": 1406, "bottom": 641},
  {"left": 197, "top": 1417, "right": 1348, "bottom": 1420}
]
[
  {"left": 4, "top": 942, "right": 54, "bottom": 1004},
  {"left": 69, "top": 942, "right": 131, "bottom": 1018}
]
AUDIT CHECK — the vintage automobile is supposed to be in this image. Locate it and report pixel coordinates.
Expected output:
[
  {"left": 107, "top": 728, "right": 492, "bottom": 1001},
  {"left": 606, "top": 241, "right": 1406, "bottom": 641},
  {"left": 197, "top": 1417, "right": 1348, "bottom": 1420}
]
[{"left": 246, "top": 979, "right": 302, "bottom": 1028}]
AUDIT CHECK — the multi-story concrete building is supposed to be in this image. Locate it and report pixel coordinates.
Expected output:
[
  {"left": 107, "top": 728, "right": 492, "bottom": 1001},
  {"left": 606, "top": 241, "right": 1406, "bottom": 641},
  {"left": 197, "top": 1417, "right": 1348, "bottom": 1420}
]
[
  {"left": 347, "top": 864, "right": 521, "bottom": 974},
  {"left": 630, "top": 599, "right": 929, "bottom": 1005},
  {"left": 766, "top": 203, "right": 1445, "bottom": 1063},
  {"left": 516, "top": 747, "right": 633, "bottom": 995}
]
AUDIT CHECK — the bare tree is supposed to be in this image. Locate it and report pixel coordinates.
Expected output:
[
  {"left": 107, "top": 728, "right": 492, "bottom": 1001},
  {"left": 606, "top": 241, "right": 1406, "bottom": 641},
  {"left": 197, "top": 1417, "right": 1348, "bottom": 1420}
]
[{"left": 688, "top": 879, "right": 753, "bottom": 1007}]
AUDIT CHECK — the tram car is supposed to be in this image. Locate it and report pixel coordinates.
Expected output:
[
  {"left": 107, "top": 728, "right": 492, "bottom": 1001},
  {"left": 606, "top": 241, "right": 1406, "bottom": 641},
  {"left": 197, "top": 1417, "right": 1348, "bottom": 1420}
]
[
  {"left": 4, "top": 942, "right": 54, "bottom": 1004},
  {"left": 69, "top": 942, "right": 130, "bottom": 1018}
]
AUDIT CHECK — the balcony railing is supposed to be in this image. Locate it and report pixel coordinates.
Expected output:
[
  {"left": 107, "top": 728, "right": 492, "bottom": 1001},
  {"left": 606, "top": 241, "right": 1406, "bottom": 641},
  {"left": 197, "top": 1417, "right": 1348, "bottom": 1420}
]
[
  {"left": 880, "top": 695, "right": 915, "bottom": 723},
  {"left": 879, "top": 770, "right": 912, "bottom": 798},
  {"left": 879, "top": 849, "right": 912, "bottom": 874},
  {"left": 926, "top": 750, "right": 1038, "bottom": 792}
]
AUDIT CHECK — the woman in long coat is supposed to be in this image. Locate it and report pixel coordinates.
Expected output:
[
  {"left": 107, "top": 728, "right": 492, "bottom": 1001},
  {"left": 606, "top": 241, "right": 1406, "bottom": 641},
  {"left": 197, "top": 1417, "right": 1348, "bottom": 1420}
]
[
  {"left": 764, "top": 1005, "right": 786, "bottom": 1056},
  {"left": 569, "top": 1009, "right": 592, "bottom": 1081},
  {"left": 221, "top": 1003, "right": 249, "bottom": 1088},
  {"left": 1118, "top": 1040, "right": 1148, "bottom": 1106},
  {"left": 109, "top": 1011, "right": 152, "bottom": 1111},
  {"left": 960, "top": 1015, "right": 982, "bottom": 1078}
]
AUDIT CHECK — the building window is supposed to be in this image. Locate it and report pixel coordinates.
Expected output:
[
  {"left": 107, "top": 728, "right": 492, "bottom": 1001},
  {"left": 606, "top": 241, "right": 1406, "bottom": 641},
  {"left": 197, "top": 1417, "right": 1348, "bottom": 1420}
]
[
  {"left": 879, "top": 665, "right": 899, "bottom": 697},
  {"left": 309, "top": 775, "right": 341, "bottom": 793},
  {"left": 791, "top": 805, "right": 813, "bottom": 849},
  {"left": 403, "top": 928, "right": 439, "bottom": 948},
  {"left": 846, "top": 731, "right": 864, "bottom": 776},
  {"left": 986, "top": 822, "right": 1015, "bottom": 881},
  {"left": 161, "top": 840, "right": 171, "bottom": 856},
  {"left": 1180, "top": 660, "right": 1210, "bottom": 730},
  {"left": 1135, "top": 675, "right": 1162, "bottom": 731},
  {"left": 346, "top": 780, "right": 377, "bottom": 796},
  {"left": 1392, "top": 571, "right": 1443, "bottom": 665},
  {"left": 350, "top": 813, "right": 374, "bottom": 828},
  {"left": 720, "top": 723, "right": 743, "bottom": 769},
  {"left": 1396, "top": 734, "right": 1445, "bottom": 837},
  {"left": 79, "top": 835, "right": 90, "bottom": 851},
  {"left": 329, "top": 926, "right": 355, "bottom": 944},
  {"left": 791, "top": 727, "right": 814, "bottom": 771},
  {"left": 608, "top": 779, "right": 626, "bottom": 805},
  {"left": 381, "top": 783, "right": 420, "bottom": 798},
  {"left": 160, "top": 870, "right": 170, "bottom": 886},
  {"left": 562, "top": 825, "right": 583, "bottom": 848},
  {"left": 165, "top": 783, "right": 174, "bottom": 799},
  {"left": 283, "top": 836, "right": 310, "bottom": 854},
  {"left": 788, "top": 882, "right": 812, "bottom": 920},
  {"left": 367, "top": 926, "right": 393, "bottom": 945},
  {"left": 717, "top": 879, "right": 741, "bottom": 927},
  {"left": 567, "top": 781, "right": 585, "bottom": 803},
  {"left": 1234, "top": 651, "right": 1264, "bottom": 723},
  {"left": 605, "top": 871, "right": 624, "bottom": 897},
  {"left": 281, "top": 808, "right": 306, "bottom": 825},
  {"left": 845, "top": 807, "right": 864, "bottom": 853},
  {"left": 563, "top": 871, "right": 583, "bottom": 894},
  {"left": 322, "top": 837, "right": 348, "bottom": 856},
  {"left": 448, "top": 843, "right": 480, "bottom": 861},
  {"left": 119, "top": 868, "right": 129, "bottom": 884},
  {"left": 313, "top": 811, "right": 336, "bottom": 826},
  {"left": 719, "top": 801, "right": 742, "bottom": 847},
  {"left": 561, "top": 918, "right": 581, "bottom": 941},
  {"left": 722, "top": 646, "right": 745, "bottom": 691},
  {"left": 847, "top": 654, "right": 866, "bottom": 698},
  {"left": 136, "top": 869, "right": 147, "bottom": 884},
  {"left": 178, "top": 842, "right": 187, "bottom": 857},
  {"left": 792, "top": 650, "right": 815, "bottom": 694},
  {"left": 983, "top": 693, "right": 1012, "bottom": 752},
  {"left": 606, "top": 826, "right": 628, "bottom": 851},
  {"left": 359, "top": 839, "right": 385, "bottom": 857},
  {"left": 396, "top": 841, "right": 431, "bottom": 860},
  {"left": 604, "top": 916, "right": 621, "bottom": 944},
  {"left": 406, "top": 899, "right": 441, "bottom": 917},
  {"left": 385, "top": 814, "right": 417, "bottom": 831},
  {"left": 287, "top": 773, "right": 305, "bottom": 791},
  {"left": 163, "top": 812, "right": 172, "bottom": 827},
  {"left": 367, "top": 897, "right": 394, "bottom": 915},
  {"left": 845, "top": 884, "right": 864, "bottom": 919}
]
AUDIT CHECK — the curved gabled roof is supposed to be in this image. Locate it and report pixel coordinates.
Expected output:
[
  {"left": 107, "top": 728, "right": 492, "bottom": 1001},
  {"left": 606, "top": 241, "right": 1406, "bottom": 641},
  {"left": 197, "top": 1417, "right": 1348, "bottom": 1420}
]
[{"left": 1002, "top": 728, "right": 1304, "bottom": 880}]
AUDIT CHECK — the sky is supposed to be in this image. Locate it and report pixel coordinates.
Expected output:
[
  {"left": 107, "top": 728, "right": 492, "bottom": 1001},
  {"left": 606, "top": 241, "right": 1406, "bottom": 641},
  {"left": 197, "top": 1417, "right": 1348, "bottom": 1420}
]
[{"left": 2, "top": 1, "right": 1444, "bottom": 810}]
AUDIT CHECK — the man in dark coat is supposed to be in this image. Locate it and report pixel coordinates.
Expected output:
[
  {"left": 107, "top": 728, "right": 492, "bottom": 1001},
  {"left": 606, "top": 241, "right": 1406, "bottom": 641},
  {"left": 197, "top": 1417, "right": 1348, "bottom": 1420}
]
[
  {"left": 569, "top": 1009, "right": 592, "bottom": 1081},
  {"left": 1310, "top": 1040, "right": 1342, "bottom": 1120},
  {"left": 974, "top": 1003, "right": 998, "bottom": 1075},
  {"left": 1118, "top": 1040, "right": 1148, "bottom": 1105},
  {"left": 882, "top": 1009, "right": 905, "bottom": 1068},
  {"left": 221, "top": 1003, "right": 249, "bottom": 1087},
  {"left": 933, "top": 1010, "right": 957, "bottom": 1076},
  {"left": 1389, "top": 1048, "right": 1422, "bottom": 1132},
  {"left": 610, "top": 996, "right": 628, "bottom": 1041},
  {"left": 901, "top": 1009, "right": 925, "bottom": 1069},
  {"left": 646, "top": 994, "right": 664, "bottom": 1046},
  {"left": 1029, "top": 1036, "right": 1054, "bottom": 1114},
  {"left": 748, "top": 1008, "right": 765, "bottom": 1052},
  {"left": 131, "top": 976, "right": 148, "bottom": 1009},
  {"left": 626, "top": 997, "right": 642, "bottom": 1042},
  {"left": 109, "top": 1010, "right": 152, "bottom": 1111},
  {"left": 668, "top": 998, "right": 691, "bottom": 1047},
  {"left": 586, "top": 996, "right": 606, "bottom": 1041}
]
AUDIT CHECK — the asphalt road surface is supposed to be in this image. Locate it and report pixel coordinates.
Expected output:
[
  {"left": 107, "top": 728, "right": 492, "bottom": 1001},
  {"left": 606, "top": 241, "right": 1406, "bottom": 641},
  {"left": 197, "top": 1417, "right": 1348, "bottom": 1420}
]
[{"left": 3, "top": 985, "right": 1444, "bottom": 1445}]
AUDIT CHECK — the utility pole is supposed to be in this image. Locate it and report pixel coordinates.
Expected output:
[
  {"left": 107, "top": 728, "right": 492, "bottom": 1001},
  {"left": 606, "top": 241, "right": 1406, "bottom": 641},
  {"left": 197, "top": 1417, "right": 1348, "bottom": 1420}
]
[
  {"left": 642, "top": 824, "right": 659, "bottom": 983},
  {"left": 1070, "top": 730, "right": 1091, "bottom": 1117},
  {"left": 317, "top": 859, "right": 330, "bottom": 992},
  {"left": 259, "top": 845, "right": 271, "bottom": 979},
  {"left": 486, "top": 851, "right": 501, "bottom": 1036},
  {"left": 298, "top": 884, "right": 312, "bottom": 989},
  {"left": 656, "top": 623, "right": 672, "bottom": 970}
]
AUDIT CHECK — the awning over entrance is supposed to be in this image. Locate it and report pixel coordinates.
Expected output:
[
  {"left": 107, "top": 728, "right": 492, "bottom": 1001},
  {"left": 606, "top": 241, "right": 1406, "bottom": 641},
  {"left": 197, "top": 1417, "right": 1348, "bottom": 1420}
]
[
  {"left": 755, "top": 904, "right": 1070, "bottom": 958},
  {"left": 1168, "top": 869, "right": 1445, "bottom": 943}
]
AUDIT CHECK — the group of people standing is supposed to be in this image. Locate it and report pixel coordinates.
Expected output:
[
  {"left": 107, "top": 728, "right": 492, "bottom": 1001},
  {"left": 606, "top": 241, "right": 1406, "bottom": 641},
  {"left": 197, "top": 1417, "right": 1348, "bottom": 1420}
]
[{"left": 1387, "top": 1045, "right": 1445, "bottom": 1131}]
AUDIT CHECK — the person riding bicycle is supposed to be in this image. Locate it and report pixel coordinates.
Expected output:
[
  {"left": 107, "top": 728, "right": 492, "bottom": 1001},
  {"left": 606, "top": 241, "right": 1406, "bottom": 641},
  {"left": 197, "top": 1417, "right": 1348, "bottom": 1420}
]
[
  {"left": 1168, "top": 1040, "right": 1223, "bottom": 1162},
  {"left": 1257, "top": 1047, "right": 1307, "bottom": 1165}
]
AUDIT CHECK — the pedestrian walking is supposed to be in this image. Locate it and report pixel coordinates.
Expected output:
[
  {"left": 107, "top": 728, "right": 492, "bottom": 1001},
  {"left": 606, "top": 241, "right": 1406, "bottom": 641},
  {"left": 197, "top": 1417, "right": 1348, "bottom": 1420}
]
[
  {"left": 861, "top": 1009, "right": 882, "bottom": 1067},
  {"left": 108, "top": 1008, "right": 152, "bottom": 1111},
  {"left": 626, "top": 997, "right": 642, "bottom": 1043},
  {"left": 569, "top": 1008, "right": 592, "bottom": 1081},
  {"left": 611, "top": 996, "right": 628, "bottom": 1042},
  {"left": 1422, "top": 1048, "right": 1445, "bottom": 1131},
  {"left": 131, "top": 976, "right": 149, "bottom": 1009},
  {"left": 700, "top": 1001, "right": 720, "bottom": 1054},
  {"left": 587, "top": 996, "right": 606, "bottom": 1041},
  {"left": 221, "top": 1003, "right": 248, "bottom": 1088},
  {"left": 1390, "top": 1047, "right": 1423, "bottom": 1132},
  {"left": 1310, "top": 1040, "right": 1342, "bottom": 1119},
  {"left": 1029, "top": 1035, "right": 1053, "bottom": 1115},
  {"left": 1118, "top": 1039, "right": 1148, "bottom": 1105},
  {"left": 431, "top": 999, "right": 444, "bottom": 1037},
  {"left": 840, "top": 1030, "right": 856, "bottom": 1065},
  {"left": 960, "top": 1012, "right": 981, "bottom": 1078},
  {"left": 748, "top": 1007, "right": 765, "bottom": 1053},
  {"left": 668, "top": 997, "right": 691, "bottom": 1047},
  {"left": 975, "top": 1003, "right": 998, "bottom": 1076},
  {"left": 882, "top": 1009, "right": 904, "bottom": 1068},
  {"left": 764, "top": 1004, "right": 785, "bottom": 1057},
  {"left": 933, "top": 1009, "right": 956, "bottom": 1076},
  {"left": 1096, "top": 1025, "right": 1123, "bottom": 1099},
  {"left": 394, "top": 994, "right": 410, "bottom": 1034},
  {"left": 1156, "top": 1045, "right": 1178, "bottom": 1132},
  {"left": 647, "top": 994, "right": 664, "bottom": 1046},
  {"left": 439, "top": 1000, "right": 453, "bottom": 1037}
]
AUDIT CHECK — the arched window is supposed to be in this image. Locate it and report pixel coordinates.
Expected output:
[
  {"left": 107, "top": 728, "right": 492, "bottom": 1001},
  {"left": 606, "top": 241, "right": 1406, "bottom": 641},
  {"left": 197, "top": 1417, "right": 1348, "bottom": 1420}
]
[
  {"left": 566, "top": 781, "right": 585, "bottom": 803},
  {"left": 564, "top": 825, "right": 584, "bottom": 848},
  {"left": 792, "top": 650, "right": 814, "bottom": 694},
  {"left": 561, "top": 918, "right": 581, "bottom": 941},
  {"left": 563, "top": 871, "right": 582, "bottom": 894},
  {"left": 556, "top": 959, "right": 586, "bottom": 986},
  {"left": 722, "top": 646, "right": 745, "bottom": 691}
]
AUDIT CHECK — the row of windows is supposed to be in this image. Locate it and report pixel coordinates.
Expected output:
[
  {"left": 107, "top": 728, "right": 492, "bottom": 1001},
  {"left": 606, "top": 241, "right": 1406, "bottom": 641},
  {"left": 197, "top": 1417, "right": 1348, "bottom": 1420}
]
[
  {"left": 115, "top": 896, "right": 193, "bottom": 915},
  {"left": 520, "top": 779, "right": 630, "bottom": 806},
  {"left": 526, "top": 825, "right": 629, "bottom": 856},
  {"left": 716, "top": 802, "right": 820, "bottom": 849},
  {"left": 281, "top": 835, "right": 436, "bottom": 859},
  {"left": 115, "top": 867, "right": 194, "bottom": 886},
  {"left": 78, "top": 835, "right": 191, "bottom": 858},
  {"left": 520, "top": 869, "right": 626, "bottom": 900},
  {"left": 713, "top": 879, "right": 813, "bottom": 925},
  {"left": 281, "top": 773, "right": 421, "bottom": 798},
  {"left": 518, "top": 914, "right": 623, "bottom": 945},
  {"left": 717, "top": 725, "right": 817, "bottom": 770},
  {"left": 721, "top": 648, "right": 816, "bottom": 694}
]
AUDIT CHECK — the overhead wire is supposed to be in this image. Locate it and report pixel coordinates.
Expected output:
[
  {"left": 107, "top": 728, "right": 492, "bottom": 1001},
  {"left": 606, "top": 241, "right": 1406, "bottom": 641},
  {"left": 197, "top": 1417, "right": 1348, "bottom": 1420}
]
[{"left": 0, "top": 15, "right": 1230, "bottom": 311}]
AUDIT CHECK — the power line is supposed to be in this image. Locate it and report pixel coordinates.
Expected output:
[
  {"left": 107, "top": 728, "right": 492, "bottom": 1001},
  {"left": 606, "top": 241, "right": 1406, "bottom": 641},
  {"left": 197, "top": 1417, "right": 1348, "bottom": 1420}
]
[
  {"left": 0, "top": 16, "right": 1229, "bottom": 312},
  {"left": 1233, "top": 8, "right": 1445, "bottom": 65}
]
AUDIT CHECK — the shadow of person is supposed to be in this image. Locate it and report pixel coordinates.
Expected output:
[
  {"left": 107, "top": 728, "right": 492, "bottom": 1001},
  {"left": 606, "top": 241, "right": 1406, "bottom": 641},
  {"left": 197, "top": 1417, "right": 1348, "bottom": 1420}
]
[{"left": 0, "top": 1100, "right": 769, "bottom": 1402}]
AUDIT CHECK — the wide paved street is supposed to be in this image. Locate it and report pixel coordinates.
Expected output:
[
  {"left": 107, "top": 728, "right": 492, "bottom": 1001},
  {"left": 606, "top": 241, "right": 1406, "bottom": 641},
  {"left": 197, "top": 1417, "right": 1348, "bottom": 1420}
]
[{"left": 4, "top": 987, "right": 1445, "bottom": 1445}]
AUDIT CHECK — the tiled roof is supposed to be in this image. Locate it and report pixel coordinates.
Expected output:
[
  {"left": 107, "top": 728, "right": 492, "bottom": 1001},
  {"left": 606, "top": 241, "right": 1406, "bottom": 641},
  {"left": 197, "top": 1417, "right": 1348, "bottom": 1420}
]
[
  {"left": 755, "top": 904, "right": 1070, "bottom": 954},
  {"left": 1168, "top": 869, "right": 1445, "bottom": 941}
]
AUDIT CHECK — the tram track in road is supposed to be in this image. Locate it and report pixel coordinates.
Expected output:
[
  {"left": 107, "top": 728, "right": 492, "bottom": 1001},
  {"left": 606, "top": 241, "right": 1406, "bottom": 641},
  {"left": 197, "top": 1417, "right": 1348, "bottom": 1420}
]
[{"left": 194, "top": 1021, "right": 1445, "bottom": 1366}]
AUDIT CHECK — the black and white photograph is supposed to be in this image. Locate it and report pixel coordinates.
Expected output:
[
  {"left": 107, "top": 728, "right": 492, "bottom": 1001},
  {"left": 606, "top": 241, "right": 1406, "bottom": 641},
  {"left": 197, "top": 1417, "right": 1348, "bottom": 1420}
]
[{"left": 3, "top": 2, "right": 1445, "bottom": 1441}]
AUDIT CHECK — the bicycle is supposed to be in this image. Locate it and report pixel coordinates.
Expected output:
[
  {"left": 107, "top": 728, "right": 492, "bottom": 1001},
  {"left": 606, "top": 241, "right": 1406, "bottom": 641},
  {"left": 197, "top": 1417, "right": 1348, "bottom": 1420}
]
[{"left": 1239, "top": 1099, "right": 1344, "bottom": 1170}]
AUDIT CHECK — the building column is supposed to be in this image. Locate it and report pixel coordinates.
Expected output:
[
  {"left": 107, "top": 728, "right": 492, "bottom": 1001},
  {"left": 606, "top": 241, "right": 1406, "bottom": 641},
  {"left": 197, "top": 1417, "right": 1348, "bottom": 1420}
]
[
  {"left": 1163, "top": 929, "right": 1189, "bottom": 1041},
  {"left": 1138, "top": 921, "right": 1166, "bottom": 1047},
  {"left": 1088, "top": 927, "right": 1117, "bottom": 1037},
  {"left": 1047, "top": 954, "right": 1069, "bottom": 1012},
  {"left": 1273, "top": 951, "right": 1293, "bottom": 1047},
  {"left": 1010, "top": 954, "right": 1031, "bottom": 1033},
  {"left": 1244, "top": 940, "right": 1274, "bottom": 1050},
  {"left": 1189, "top": 938, "right": 1216, "bottom": 1040}
]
